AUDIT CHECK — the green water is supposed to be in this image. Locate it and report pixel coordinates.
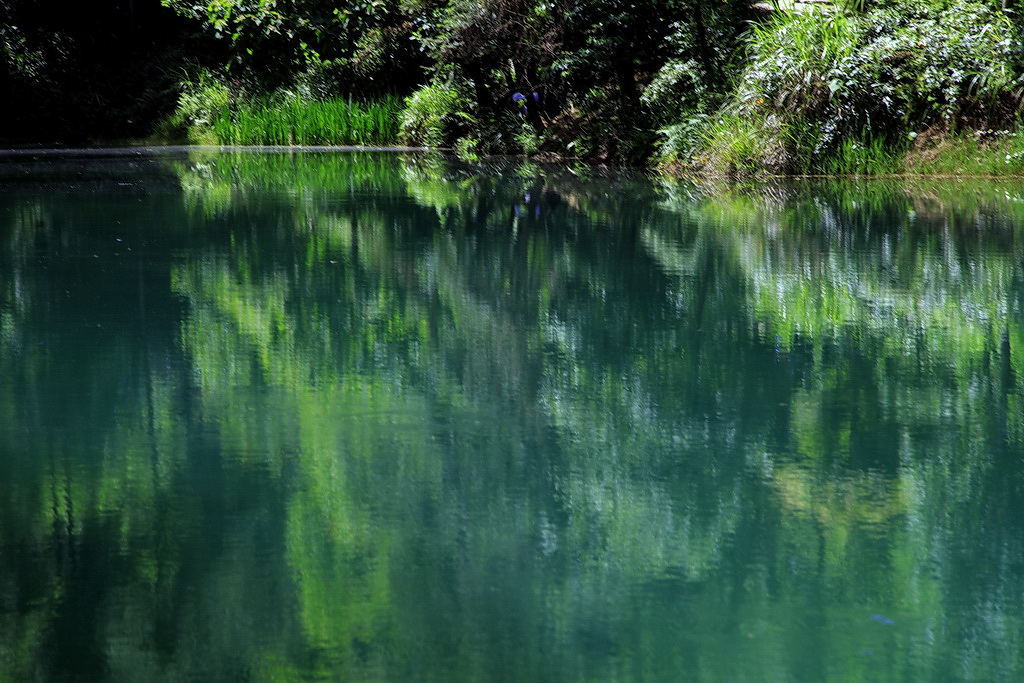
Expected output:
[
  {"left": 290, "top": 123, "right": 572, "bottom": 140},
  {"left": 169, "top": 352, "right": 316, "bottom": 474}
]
[{"left": 1, "top": 149, "right": 1023, "bottom": 682}]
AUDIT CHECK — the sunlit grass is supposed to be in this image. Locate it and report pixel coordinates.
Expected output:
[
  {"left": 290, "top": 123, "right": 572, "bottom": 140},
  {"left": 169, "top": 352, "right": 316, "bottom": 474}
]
[
  {"left": 686, "top": 1, "right": 1024, "bottom": 177},
  {"left": 904, "top": 129, "right": 1024, "bottom": 177},
  {"left": 822, "top": 137, "right": 905, "bottom": 176},
  {"left": 687, "top": 129, "right": 1024, "bottom": 179},
  {"left": 211, "top": 95, "right": 403, "bottom": 146}
]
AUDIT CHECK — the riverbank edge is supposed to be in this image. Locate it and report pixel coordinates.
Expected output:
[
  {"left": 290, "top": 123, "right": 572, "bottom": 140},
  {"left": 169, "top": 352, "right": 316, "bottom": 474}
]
[
  {"left": 6, "top": 134, "right": 1023, "bottom": 183},
  {"left": 653, "top": 128, "right": 1024, "bottom": 181}
]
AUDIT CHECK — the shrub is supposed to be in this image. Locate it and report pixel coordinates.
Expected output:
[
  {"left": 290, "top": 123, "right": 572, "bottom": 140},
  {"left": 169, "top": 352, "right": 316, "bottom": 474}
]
[
  {"left": 706, "top": 0, "right": 1024, "bottom": 174},
  {"left": 163, "top": 69, "right": 233, "bottom": 144},
  {"left": 655, "top": 112, "right": 714, "bottom": 168},
  {"left": 399, "top": 79, "right": 474, "bottom": 148},
  {"left": 642, "top": 59, "right": 711, "bottom": 128}
]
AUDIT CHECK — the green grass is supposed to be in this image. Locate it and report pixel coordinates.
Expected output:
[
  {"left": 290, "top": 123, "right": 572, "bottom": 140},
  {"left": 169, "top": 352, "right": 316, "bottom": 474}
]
[
  {"left": 822, "top": 137, "right": 905, "bottom": 176},
  {"left": 210, "top": 94, "right": 403, "bottom": 146},
  {"left": 691, "top": 129, "right": 1024, "bottom": 179},
  {"left": 903, "top": 130, "right": 1024, "bottom": 177}
]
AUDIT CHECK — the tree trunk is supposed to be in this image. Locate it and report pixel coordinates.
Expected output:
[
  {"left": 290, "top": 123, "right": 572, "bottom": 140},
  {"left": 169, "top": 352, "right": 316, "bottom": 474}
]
[{"left": 691, "top": 0, "right": 718, "bottom": 89}]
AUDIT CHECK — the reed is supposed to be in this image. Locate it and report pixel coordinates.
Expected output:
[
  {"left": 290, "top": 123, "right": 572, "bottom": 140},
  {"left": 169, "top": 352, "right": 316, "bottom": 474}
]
[{"left": 211, "top": 94, "right": 403, "bottom": 146}]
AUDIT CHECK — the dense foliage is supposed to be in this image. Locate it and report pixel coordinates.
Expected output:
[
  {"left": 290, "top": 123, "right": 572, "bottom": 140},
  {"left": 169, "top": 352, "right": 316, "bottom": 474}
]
[
  {"left": 3, "top": 0, "right": 1023, "bottom": 170},
  {"left": 691, "top": 0, "right": 1024, "bottom": 174},
  {"left": 0, "top": 0, "right": 200, "bottom": 142}
]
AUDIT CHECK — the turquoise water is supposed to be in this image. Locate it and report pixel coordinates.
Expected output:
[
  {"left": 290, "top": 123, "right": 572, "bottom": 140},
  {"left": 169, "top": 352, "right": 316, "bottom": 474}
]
[{"left": 1, "top": 149, "right": 1023, "bottom": 681}]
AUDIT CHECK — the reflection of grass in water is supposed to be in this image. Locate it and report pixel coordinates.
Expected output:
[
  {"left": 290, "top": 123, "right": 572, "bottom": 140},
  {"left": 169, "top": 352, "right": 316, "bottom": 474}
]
[
  {"left": 170, "top": 149, "right": 419, "bottom": 217},
  {"left": 187, "top": 148, "right": 410, "bottom": 187}
]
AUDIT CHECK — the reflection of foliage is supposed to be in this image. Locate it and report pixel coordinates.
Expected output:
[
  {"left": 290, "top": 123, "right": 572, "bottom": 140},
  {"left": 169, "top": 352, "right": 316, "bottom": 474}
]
[{"left": 3, "top": 153, "right": 1024, "bottom": 680}]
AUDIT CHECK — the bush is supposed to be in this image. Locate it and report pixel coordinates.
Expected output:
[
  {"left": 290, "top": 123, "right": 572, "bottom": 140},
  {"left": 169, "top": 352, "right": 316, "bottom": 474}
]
[
  {"left": 161, "top": 69, "right": 233, "bottom": 144},
  {"left": 655, "top": 112, "right": 714, "bottom": 168},
  {"left": 705, "top": 0, "right": 1024, "bottom": 174},
  {"left": 399, "top": 79, "right": 474, "bottom": 148},
  {"left": 642, "top": 59, "right": 711, "bottom": 128}
]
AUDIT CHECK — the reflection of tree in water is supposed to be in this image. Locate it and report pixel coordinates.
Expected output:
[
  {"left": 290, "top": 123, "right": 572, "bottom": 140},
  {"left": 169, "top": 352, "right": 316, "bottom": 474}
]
[
  {"left": 2, "top": 155, "right": 1024, "bottom": 680},
  {"left": 653, "top": 178, "right": 1024, "bottom": 679}
]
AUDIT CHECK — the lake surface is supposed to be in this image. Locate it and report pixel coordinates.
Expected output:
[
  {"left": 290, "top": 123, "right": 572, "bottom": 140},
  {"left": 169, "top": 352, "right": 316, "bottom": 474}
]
[{"left": 1, "top": 148, "right": 1023, "bottom": 682}]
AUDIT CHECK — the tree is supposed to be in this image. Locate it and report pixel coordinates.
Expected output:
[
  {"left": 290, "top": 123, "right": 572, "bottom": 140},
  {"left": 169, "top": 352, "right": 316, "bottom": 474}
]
[
  {"left": 160, "top": 0, "right": 429, "bottom": 95},
  {"left": 0, "top": 0, "right": 199, "bottom": 142}
]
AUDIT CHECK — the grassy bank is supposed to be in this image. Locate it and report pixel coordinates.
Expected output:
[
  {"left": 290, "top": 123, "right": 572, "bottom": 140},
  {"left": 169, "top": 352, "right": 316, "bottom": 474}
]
[
  {"left": 159, "top": 0, "right": 1024, "bottom": 181},
  {"left": 654, "top": 1, "right": 1024, "bottom": 178},
  {"left": 661, "top": 129, "right": 1024, "bottom": 179}
]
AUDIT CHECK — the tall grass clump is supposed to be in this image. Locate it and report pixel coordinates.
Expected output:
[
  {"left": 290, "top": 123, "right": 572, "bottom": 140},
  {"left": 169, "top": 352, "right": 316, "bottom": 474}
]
[
  {"left": 213, "top": 94, "right": 402, "bottom": 146},
  {"left": 698, "top": 0, "right": 1024, "bottom": 175},
  {"left": 700, "top": 8, "right": 863, "bottom": 173},
  {"left": 824, "top": 137, "right": 905, "bottom": 176},
  {"left": 164, "top": 72, "right": 403, "bottom": 146}
]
